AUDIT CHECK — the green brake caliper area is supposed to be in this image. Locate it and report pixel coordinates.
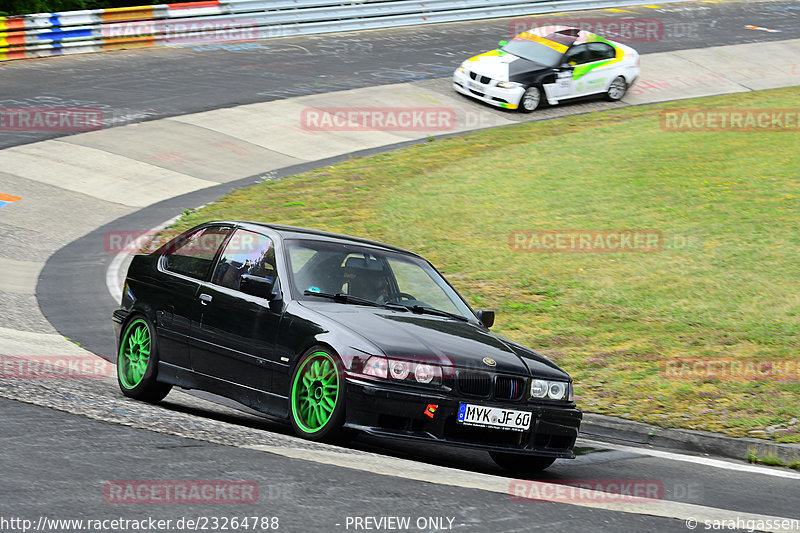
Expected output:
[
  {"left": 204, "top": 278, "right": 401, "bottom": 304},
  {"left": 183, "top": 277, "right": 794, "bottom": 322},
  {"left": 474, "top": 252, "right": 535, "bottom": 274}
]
[
  {"left": 292, "top": 352, "right": 339, "bottom": 433},
  {"left": 118, "top": 319, "right": 151, "bottom": 389}
]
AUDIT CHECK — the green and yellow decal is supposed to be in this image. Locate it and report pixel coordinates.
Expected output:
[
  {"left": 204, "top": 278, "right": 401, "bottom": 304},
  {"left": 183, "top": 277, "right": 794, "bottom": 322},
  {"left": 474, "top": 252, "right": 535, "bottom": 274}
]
[{"left": 572, "top": 41, "right": 624, "bottom": 81}]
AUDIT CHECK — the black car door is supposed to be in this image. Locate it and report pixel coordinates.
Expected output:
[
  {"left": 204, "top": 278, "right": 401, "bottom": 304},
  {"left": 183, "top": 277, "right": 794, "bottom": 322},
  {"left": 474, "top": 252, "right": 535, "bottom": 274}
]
[
  {"left": 190, "top": 228, "right": 284, "bottom": 393},
  {"left": 156, "top": 224, "right": 234, "bottom": 369}
]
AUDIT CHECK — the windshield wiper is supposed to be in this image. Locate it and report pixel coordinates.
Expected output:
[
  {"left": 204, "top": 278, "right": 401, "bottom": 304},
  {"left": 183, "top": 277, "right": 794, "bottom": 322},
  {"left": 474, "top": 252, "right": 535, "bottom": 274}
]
[
  {"left": 402, "top": 305, "right": 469, "bottom": 322},
  {"left": 304, "top": 290, "right": 408, "bottom": 312}
]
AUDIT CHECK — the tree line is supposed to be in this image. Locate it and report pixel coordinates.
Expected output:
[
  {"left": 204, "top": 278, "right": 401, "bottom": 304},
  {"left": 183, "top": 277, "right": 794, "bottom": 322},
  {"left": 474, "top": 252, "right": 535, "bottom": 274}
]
[{"left": 1, "top": 0, "right": 154, "bottom": 16}]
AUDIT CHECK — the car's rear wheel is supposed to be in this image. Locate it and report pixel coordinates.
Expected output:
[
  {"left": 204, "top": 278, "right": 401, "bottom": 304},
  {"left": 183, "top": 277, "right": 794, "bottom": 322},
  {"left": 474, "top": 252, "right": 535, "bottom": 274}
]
[
  {"left": 606, "top": 76, "right": 627, "bottom": 101},
  {"left": 490, "top": 451, "right": 557, "bottom": 473},
  {"left": 289, "top": 349, "right": 348, "bottom": 442},
  {"left": 519, "top": 86, "right": 542, "bottom": 113},
  {"left": 117, "top": 316, "right": 172, "bottom": 403}
]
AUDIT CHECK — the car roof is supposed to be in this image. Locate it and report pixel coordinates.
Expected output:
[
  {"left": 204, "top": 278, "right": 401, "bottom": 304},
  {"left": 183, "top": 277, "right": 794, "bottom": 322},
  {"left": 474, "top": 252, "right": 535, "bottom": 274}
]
[
  {"left": 524, "top": 25, "right": 608, "bottom": 47},
  {"left": 212, "top": 221, "right": 421, "bottom": 257}
]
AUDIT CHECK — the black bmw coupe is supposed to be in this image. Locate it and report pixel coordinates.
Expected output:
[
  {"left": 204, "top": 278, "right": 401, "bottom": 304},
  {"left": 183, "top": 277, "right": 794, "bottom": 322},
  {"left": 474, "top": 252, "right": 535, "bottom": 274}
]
[{"left": 113, "top": 221, "right": 581, "bottom": 471}]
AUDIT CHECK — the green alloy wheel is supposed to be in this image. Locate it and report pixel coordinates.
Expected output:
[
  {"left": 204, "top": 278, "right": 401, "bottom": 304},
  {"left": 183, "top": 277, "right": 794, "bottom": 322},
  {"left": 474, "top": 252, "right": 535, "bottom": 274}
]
[
  {"left": 290, "top": 350, "right": 347, "bottom": 441},
  {"left": 117, "top": 316, "right": 172, "bottom": 402}
]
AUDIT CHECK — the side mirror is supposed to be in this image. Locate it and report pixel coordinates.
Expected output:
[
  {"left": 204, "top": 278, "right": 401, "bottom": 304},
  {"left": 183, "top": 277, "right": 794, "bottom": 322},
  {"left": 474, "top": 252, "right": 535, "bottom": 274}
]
[
  {"left": 475, "top": 309, "right": 495, "bottom": 328},
  {"left": 240, "top": 274, "right": 280, "bottom": 300},
  {"left": 498, "top": 40, "right": 508, "bottom": 47}
]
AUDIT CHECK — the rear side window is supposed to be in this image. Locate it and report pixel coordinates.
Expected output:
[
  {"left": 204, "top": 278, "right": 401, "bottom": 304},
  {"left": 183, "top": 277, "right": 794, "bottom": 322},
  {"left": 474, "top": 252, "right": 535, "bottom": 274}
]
[{"left": 163, "top": 226, "right": 232, "bottom": 280}]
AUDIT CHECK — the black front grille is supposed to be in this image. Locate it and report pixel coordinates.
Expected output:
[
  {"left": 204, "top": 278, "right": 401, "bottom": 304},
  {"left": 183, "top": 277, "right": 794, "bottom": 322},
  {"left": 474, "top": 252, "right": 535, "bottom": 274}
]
[
  {"left": 458, "top": 371, "right": 491, "bottom": 397},
  {"left": 495, "top": 376, "right": 525, "bottom": 400},
  {"left": 457, "top": 371, "right": 526, "bottom": 400},
  {"left": 467, "top": 71, "right": 492, "bottom": 85}
]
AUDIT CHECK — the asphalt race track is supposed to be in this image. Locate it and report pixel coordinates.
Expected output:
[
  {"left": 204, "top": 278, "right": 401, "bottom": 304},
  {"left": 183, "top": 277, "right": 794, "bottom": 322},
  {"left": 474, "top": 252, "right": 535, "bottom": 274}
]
[
  {"left": 1, "top": 0, "right": 800, "bottom": 531},
  {"left": 0, "top": 0, "right": 797, "bottom": 150}
]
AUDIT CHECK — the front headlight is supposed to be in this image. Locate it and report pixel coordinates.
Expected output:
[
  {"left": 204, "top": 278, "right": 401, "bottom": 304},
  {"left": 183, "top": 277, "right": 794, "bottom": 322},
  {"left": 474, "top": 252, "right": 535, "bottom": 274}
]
[
  {"left": 496, "top": 81, "right": 520, "bottom": 89},
  {"left": 360, "top": 356, "right": 442, "bottom": 386},
  {"left": 530, "top": 379, "right": 571, "bottom": 400},
  {"left": 457, "top": 66, "right": 466, "bottom": 74}
]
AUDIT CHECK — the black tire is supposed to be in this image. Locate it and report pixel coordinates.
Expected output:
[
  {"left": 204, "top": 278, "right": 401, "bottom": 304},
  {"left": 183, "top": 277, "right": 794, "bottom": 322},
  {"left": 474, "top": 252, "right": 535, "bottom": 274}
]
[
  {"left": 289, "top": 348, "right": 350, "bottom": 443},
  {"left": 606, "top": 76, "right": 627, "bottom": 101},
  {"left": 519, "top": 86, "right": 542, "bottom": 113},
  {"left": 116, "top": 315, "right": 172, "bottom": 403},
  {"left": 490, "top": 451, "right": 557, "bottom": 473}
]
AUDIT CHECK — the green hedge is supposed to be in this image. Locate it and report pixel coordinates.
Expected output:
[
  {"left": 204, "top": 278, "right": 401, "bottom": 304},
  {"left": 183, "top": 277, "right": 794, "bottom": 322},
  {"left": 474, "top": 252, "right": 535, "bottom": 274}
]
[{"left": 0, "top": 0, "right": 158, "bottom": 16}]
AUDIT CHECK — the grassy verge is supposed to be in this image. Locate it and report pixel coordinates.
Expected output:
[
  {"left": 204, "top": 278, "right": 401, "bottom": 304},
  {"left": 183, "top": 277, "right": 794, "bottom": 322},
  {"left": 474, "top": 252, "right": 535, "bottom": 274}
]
[{"left": 172, "top": 87, "right": 800, "bottom": 442}]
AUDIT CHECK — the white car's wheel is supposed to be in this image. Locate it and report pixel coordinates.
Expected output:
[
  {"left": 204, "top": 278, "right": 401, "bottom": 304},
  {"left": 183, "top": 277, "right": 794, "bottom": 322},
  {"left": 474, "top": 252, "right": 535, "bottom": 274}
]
[
  {"left": 606, "top": 76, "right": 627, "bottom": 101},
  {"left": 519, "top": 86, "right": 541, "bottom": 113}
]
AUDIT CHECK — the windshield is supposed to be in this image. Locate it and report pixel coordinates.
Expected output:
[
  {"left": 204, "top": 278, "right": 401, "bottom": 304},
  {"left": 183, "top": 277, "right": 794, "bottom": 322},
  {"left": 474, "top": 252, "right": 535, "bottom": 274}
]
[
  {"left": 501, "top": 34, "right": 565, "bottom": 66},
  {"left": 285, "top": 239, "right": 475, "bottom": 320}
]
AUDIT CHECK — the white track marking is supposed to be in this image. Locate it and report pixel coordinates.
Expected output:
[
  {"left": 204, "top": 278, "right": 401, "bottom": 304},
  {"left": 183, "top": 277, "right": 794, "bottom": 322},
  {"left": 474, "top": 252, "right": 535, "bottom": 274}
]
[
  {"left": 246, "top": 444, "right": 797, "bottom": 532},
  {"left": 578, "top": 438, "right": 800, "bottom": 480}
]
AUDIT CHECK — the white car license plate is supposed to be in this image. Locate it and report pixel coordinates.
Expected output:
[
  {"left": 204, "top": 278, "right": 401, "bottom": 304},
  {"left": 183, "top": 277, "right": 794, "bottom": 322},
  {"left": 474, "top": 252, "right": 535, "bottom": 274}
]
[
  {"left": 457, "top": 403, "right": 531, "bottom": 432},
  {"left": 467, "top": 80, "right": 478, "bottom": 89}
]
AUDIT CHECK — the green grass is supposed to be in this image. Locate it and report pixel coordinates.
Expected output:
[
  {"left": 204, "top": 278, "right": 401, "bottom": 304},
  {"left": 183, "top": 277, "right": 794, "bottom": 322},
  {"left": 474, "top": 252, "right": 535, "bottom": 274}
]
[{"left": 171, "top": 87, "right": 800, "bottom": 440}]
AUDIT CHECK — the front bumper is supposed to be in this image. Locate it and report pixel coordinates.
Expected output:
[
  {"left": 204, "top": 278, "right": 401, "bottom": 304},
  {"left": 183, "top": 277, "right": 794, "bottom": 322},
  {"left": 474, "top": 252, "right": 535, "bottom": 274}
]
[
  {"left": 453, "top": 69, "right": 523, "bottom": 111},
  {"left": 344, "top": 377, "right": 581, "bottom": 458}
]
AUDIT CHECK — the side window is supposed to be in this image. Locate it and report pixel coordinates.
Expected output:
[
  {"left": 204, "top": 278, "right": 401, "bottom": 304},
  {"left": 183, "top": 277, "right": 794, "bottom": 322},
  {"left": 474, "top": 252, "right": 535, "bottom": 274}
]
[
  {"left": 563, "top": 44, "right": 590, "bottom": 65},
  {"left": 212, "top": 229, "right": 276, "bottom": 291},
  {"left": 587, "top": 43, "right": 616, "bottom": 62},
  {"left": 163, "top": 226, "right": 231, "bottom": 280}
]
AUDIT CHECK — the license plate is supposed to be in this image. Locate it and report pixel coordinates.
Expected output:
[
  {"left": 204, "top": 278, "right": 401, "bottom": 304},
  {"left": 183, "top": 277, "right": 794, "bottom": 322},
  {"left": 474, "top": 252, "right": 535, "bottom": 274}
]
[
  {"left": 457, "top": 403, "right": 531, "bottom": 432},
  {"left": 467, "top": 80, "right": 479, "bottom": 89}
]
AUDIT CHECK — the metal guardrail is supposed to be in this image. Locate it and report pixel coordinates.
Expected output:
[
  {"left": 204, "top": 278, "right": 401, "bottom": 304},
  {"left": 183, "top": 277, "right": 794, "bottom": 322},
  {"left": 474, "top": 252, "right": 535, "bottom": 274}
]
[{"left": 1, "top": 0, "right": 663, "bottom": 61}]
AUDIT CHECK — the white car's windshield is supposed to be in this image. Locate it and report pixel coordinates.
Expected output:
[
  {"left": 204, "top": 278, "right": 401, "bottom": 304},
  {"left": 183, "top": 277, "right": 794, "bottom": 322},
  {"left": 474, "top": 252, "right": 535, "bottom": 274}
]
[
  {"left": 501, "top": 38, "right": 563, "bottom": 66},
  {"left": 285, "top": 239, "right": 474, "bottom": 320}
]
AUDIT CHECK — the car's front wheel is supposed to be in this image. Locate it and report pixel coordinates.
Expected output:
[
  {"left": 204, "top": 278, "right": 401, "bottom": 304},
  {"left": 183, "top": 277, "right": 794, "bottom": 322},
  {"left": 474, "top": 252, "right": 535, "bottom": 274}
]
[
  {"left": 117, "top": 316, "right": 172, "bottom": 403},
  {"left": 519, "top": 86, "right": 542, "bottom": 113},
  {"left": 606, "top": 76, "right": 628, "bottom": 101},
  {"left": 490, "top": 451, "right": 556, "bottom": 473},
  {"left": 289, "top": 348, "right": 348, "bottom": 442}
]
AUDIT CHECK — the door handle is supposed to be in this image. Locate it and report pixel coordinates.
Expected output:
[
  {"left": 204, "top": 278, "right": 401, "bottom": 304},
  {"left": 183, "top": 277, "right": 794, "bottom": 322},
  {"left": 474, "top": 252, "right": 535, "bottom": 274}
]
[{"left": 199, "top": 293, "right": 213, "bottom": 305}]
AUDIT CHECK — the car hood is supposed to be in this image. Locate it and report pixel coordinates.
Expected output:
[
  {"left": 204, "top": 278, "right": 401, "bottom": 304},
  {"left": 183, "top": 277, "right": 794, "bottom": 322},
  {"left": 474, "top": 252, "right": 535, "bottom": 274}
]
[
  {"left": 462, "top": 49, "right": 552, "bottom": 83},
  {"left": 299, "top": 302, "right": 569, "bottom": 380}
]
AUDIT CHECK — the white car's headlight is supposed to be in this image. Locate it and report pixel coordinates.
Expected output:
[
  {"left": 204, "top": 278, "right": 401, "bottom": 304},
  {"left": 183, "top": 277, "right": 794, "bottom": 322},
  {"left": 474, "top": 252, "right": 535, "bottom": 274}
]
[
  {"left": 457, "top": 66, "right": 466, "bottom": 74},
  {"left": 496, "top": 81, "right": 520, "bottom": 89}
]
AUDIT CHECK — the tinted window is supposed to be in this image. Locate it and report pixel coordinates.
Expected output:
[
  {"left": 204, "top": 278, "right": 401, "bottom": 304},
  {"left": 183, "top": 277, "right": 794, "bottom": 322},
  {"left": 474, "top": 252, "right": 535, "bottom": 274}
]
[
  {"left": 587, "top": 43, "right": 616, "bottom": 62},
  {"left": 163, "top": 226, "right": 231, "bottom": 280},
  {"left": 563, "top": 44, "right": 591, "bottom": 65},
  {"left": 212, "top": 229, "right": 276, "bottom": 291},
  {"left": 285, "top": 239, "right": 475, "bottom": 319}
]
